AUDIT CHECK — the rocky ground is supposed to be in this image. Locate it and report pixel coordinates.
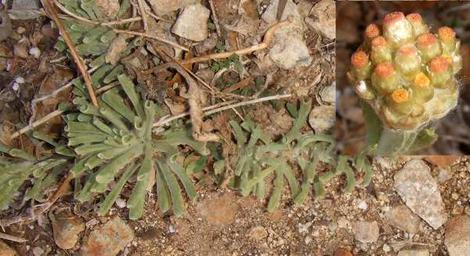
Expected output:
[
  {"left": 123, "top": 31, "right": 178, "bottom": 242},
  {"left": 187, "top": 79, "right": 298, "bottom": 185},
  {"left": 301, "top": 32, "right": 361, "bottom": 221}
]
[{"left": 0, "top": 156, "right": 468, "bottom": 255}]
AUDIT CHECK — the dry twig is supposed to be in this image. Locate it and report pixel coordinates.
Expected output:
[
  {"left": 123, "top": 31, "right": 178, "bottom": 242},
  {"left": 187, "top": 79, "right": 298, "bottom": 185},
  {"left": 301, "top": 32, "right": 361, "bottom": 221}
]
[
  {"left": 41, "top": 0, "right": 99, "bottom": 107},
  {"left": 153, "top": 94, "right": 293, "bottom": 128},
  {"left": 208, "top": 0, "right": 221, "bottom": 37},
  {"left": 0, "top": 232, "right": 27, "bottom": 243},
  {"left": 180, "top": 18, "right": 292, "bottom": 65},
  {"left": 113, "top": 29, "right": 189, "bottom": 51}
]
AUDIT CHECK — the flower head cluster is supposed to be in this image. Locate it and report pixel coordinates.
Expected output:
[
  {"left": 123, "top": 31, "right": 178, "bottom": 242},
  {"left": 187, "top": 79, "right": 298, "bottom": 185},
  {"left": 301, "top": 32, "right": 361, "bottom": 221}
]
[{"left": 348, "top": 12, "right": 462, "bottom": 130}]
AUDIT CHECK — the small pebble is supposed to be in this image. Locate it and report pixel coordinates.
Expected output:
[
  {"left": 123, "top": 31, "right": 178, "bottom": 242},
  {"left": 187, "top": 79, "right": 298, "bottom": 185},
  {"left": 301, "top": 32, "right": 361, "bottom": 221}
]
[
  {"left": 29, "top": 47, "right": 40, "bottom": 58},
  {"left": 357, "top": 200, "right": 368, "bottom": 210}
]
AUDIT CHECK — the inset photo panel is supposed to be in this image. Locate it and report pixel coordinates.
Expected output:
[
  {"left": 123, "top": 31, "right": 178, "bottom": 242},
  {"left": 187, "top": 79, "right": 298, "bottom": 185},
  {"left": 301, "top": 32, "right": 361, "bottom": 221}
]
[{"left": 336, "top": 1, "right": 470, "bottom": 156}]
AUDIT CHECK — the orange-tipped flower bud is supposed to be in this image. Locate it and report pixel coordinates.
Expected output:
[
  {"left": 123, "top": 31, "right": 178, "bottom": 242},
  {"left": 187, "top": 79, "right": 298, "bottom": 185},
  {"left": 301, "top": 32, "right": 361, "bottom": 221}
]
[
  {"left": 429, "top": 56, "right": 452, "bottom": 88},
  {"left": 438, "top": 26, "right": 457, "bottom": 53},
  {"left": 416, "top": 33, "right": 441, "bottom": 61},
  {"left": 351, "top": 51, "right": 369, "bottom": 68},
  {"left": 365, "top": 24, "right": 380, "bottom": 40},
  {"left": 429, "top": 56, "right": 450, "bottom": 74},
  {"left": 395, "top": 44, "right": 420, "bottom": 74},
  {"left": 406, "top": 13, "right": 428, "bottom": 36},
  {"left": 414, "top": 72, "right": 430, "bottom": 88},
  {"left": 375, "top": 63, "right": 394, "bottom": 78},
  {"left": 391, "top": 88, "right": 409, "bottom": 103},
  {"left": 412, "top": 72, "right": 434, "bottom": 103},
  {"left": 371, "top": 36, "right": 392, "bottom": 63},
  {"left": 383, "top": 12, "right": 413, "bottom": 45},
  {"left": 438, "top": 26, "right": 455, "bottom": 42},
  {"left": 372, "top": 63, "right": 399, "bottom": 94}
]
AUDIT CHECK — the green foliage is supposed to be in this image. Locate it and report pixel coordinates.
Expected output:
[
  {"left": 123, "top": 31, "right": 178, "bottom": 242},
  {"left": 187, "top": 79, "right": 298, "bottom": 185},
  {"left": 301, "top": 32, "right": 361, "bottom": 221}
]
[
  {"left": 229, "top": 100, "right": 373, "bottom": 211},
  {"left": 55, "top": 0, "right": 130, "bottom": 56},
  {"left": 0, "top": 134, "right": 70, "bottom": 210},
  {"left": 67, "top": 74, "right": 208, "bottom": 219}
]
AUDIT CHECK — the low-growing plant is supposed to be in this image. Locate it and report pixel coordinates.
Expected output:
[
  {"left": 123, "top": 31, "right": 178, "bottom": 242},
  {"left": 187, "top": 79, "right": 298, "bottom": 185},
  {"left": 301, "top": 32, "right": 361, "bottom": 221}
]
[
  {"left": 227, "top": 100, "right": 373, "bottom": 211},
  {"left": 68, "top": 74, "right": 209, "bottom": 219}
]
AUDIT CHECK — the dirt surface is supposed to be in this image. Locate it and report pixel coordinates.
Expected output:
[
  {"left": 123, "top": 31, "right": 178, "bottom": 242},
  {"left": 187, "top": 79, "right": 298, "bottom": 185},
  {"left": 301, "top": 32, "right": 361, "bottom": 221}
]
[{"left": 0, "top": 156, "right": 467, "bottom": 255}]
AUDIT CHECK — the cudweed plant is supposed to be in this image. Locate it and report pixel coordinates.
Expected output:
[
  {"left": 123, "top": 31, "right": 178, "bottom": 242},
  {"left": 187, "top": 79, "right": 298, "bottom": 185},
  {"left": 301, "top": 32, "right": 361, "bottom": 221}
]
[
  {"left": 55, "top": 0, "right": 130, "bottom": 56},
  {"left": 348, "top": 12, "right": 462, "bottom": 155},
  {"left": 0, "top": 132, "right": 72, "bottom": 210},
  {"left": 228, "top": 100, "right": 373, "bottom": 211},
  {"left": 68, "top": 74, "right": 208, "bottom": 219}
]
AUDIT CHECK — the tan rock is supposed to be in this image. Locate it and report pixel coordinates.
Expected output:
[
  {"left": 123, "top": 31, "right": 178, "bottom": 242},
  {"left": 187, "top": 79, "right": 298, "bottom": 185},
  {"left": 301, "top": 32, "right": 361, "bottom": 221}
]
[
  {"left": 51, "top": 211, "right": 85, "bottom": 249},
  {"left": 385, "top": 205, "right": 421, "bottom": 233},
  {"left": 445, "top": 215, "right": 470, "bottom": 256},
  {"left": 171, "top": 4, "right": 210, "bottom": 41},
  {"left": 80, "top": 217, "right": 134, "bottom": 256},
  {"left": 0, "top": 240, "right": 17, "bottom": 256}
]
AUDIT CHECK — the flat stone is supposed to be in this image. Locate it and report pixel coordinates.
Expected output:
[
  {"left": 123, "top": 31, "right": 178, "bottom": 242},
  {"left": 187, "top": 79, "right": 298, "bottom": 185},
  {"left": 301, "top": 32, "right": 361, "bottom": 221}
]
[
  {"left": 80, "top": 217, "right": 134, "bottom": 256},
  {"left": 269, "top": 25, "right": 312, "bottom": 69},
  {"left": 306, "top": 0, "right": 335, "bottom": 39},
  {"left": 0, "top": 241, "right": 17, "bottom": 256},
  {"left": 171, "top": 4, "right": 210, "bottom": 41},
  {"left": 149, "top": 0, "right": 199, "bottom": 16},
  {"left": 445, "top": 215, "right": 470, "bottom": 256},
  {"left": 394, "top": 159, "right": 447, "bottom": 229},
  {"left": 10, "top": 0, "right": 41, "bottom": 19},
  {"left": 51, "top": 211, "right": 85, "bottom": 249},
  {"left": 353, "top": 221, "right": 379, "bottom": 243},
  {"left": 398, "top": 249, "right": 430, "bottom": 256},
  {"left": 261, "top": 0, "right": 302, "bottom": 24},
  {"left": 385, "top": 205, "right": 421, "bottom": 234},
  {"left": 197, "top": 194, "right": 239, "bottom": 226}
]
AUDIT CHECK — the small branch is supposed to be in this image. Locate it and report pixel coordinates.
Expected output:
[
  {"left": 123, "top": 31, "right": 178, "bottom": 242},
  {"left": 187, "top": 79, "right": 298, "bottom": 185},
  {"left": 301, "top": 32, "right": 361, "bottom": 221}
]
[
  {"left": 0, "top": 232, "right": 27, "bottom": 243},
  {"left": 153, "top": 94, "right": 292, "bottom": 128},
  {"left": 29, "top": 66, "right": 100, "bottom": 126},
  {"left": 114, "top": 29, "right": 189, "bottom": 51},
  {"left": 11, "top": 109, "right": 64, "bottom": 139},
  {"left": 208, "top": 0, "right": 221, "bottom": 37},
  {"left": 12, "top": 78, "right": 116, "bottom": 140},
  {"left": 180, "top": 18, "right": 292, "bottom": 65},
  {"left": 42, "top": 0, "right": 99, "bottom": 107},
  {"left": 136, "top": 0, "right": 148, "bottom": 32}
]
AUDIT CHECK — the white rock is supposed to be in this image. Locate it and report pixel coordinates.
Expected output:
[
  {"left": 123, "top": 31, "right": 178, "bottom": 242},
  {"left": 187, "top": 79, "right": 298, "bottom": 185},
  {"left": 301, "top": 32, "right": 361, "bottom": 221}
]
[
  {"left": 306, "top": 0, "right": 335, "bottom": 40},
  {"left": 29, "top": 47, "right": 41, "bottom": 58},
  {"left": 308, "top": 105, "right": 335, "bottom": 133},
  {"left": 149, "top": 0, "right": 199, "bottom": 16},
  {"left": 15, "top": 76, "right": 25, "bottom": 84},
  {"left": 357, "top": 200, "right": 368, "bottom": 210},
  {"left": 445, "top": 215, "right": 470, "bottom": 256},
  {"left": 261, "top": 0, "right": 302, "bottom": 24},
  {"left": 353, "top": 221, "right": 379, "bottom": 243},
  {"left": 394, "top": 159, "right": 447, "bottom": 229},
  {"left": 269, "top": 24, "right": 312, "bottom": 70},
  {"left": 171, "top": 4, "right": 210, "bottom": 41},
  {"left": 319, "top": 82, "right": 336, "bottom": 104}
]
